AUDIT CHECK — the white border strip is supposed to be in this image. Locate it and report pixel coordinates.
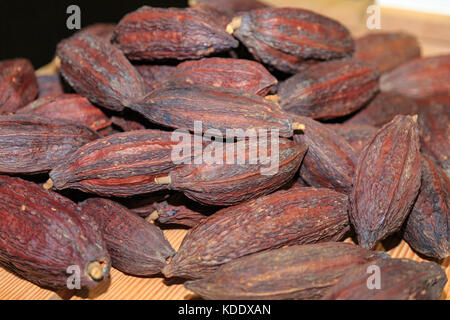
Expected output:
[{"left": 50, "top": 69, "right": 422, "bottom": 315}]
[{"left": 376, "top": 0, "right": 450, "bottom": 16}]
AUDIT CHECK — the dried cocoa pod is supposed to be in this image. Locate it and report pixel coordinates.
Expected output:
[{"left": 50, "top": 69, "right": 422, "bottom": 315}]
[
  {"left": 0, "top": 115, "right": 99, "bottom": 174},
  {"left": 79, "top": 198, "right": 175, "bottom": 276},
  {"left": 354, "top": 32, "right": 421, "bottom": 74},
  {"left": 133, "top": 85, "right": 305, "bottom": 138},
  {"left": 227, "top": 8, "right": 354, "bottom": 63},
  {"left": 110, "top": 116, "right": 146, "bottom": 132},
  {"left": 163, "top": 187, "right": 350, "bottom": 279},
  {"left": 0, "top": 58, "right": 39, "bottom": 114},
  {"left": 120, "top": 191, "right": 170, "bottom": 218},
  {"left": 135, "top": 65, "right": 176, "bottom": 92},
  {"left": 294, "top": 116, "right": 358, "bottom": 194},
  {"left": 380, "top": 55, "right": 450, "bottom": 99},
  {"left": 188, "top": 4, "right": 234, "bottom": 30},
  {"left": 403, "top": 155, "right": 449, "bottom": 259},
  {"left": 113, "top": 6, "right": 239, "bottom": 61},
  {"left": 36, "top": 74, "right": 64, "bottom": 98},
  {"left": 346, "top": 92, "right": 419, "bottom": 127},
  {"left": 156, "top": 138, "right": 308, "bottom": 206},
  {"left": 48, "top": 130, "right": 194, "bottom": 197},
  {"left": 16, "top": 94, "right": 111, "bottom": 131},
  {"left": 157, "top": 58, "right": 277, "bottom": 96},
  {"left": 350, "top": 115, "right": 422, "bottom": 249},
  {"left": 279, "top": 59, "right": 379, "bottom": 119},
  {"left": 328, "top": 124, "right": 378, "bottom": 155},
  {"left": 418, "top": 101, "right": 450, "bottom": 175},
  {"left": 189, "top": 0, "right": 268, "bottom": 14},
  {"left": 184, "top": 242, "right": 388, "bottom": 300},
  {"left": 57, "top": 33, "right": 146, "bottom": 111},
  {"left": 0, "top": 175, "right": 110, "bottom": 289},
  {"left": 75, "top": 23, "right": 116, "bottom": 41},
  {"left": 321, "top": 258, "right": 447, "bottom": 300}
]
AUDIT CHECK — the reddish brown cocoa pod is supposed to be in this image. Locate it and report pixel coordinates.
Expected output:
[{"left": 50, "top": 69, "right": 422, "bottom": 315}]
[
  {"left": 184, "top": 242, "right": 388, "bottom": 300},
  {"left": 163, "top": 187, "right": 350, "bottom": 279},
  {"left": 350, "top": 115, "right": 422, "bottom": 249},
  {"left": 189, "top": 0, "right": 268, "bottom": 14},
  {"left": 0, "top": 115, "right": 99, "bottom": 174},
  {"left": 110, "top": 116, "right": 146, "bottom": 132},
  {"left": 188, "top": 4, "right": 234, "bottom": 30},
  {"left": 57, "top": 33, "right": 146, "bottom": 111},
  {"left": 321, "top": 258, "right": 447, "bottom": 300},
  {"left": 158, "top": 58, "right": 277, "bottom": 96},
  {"left": 36, "top": 74, "right": 64, "bottom": 98},
  {"left": 279, "top": 59, "right": 379, "bottom": 119},
  {"left": 346, "top": 92, "right": 419, "bottom": 127},
  {"left": 0, "top": 58, "right": 39, "bottom": 114},
  {"left": 75, "top": 23, "right": 116, "bottom": 41},
  {"left": 113, "top": 6, "right": 239, "bottom": 61},
  {"left": 354, "top": 32, "right": 421, "bottom": 74},
  {"left": 48, "top": 130, "right": 195, "bottom": 197},
  {"left": 0, "top": 175, "right": 110, "bottom": 289},
  {"left": 156, "top": 138, "right": 308, "bottom": 206},
  {"left": 79, "top": 198, "right": 175, "bottom": 276},
  {"left": 294, "top": 117, "right": 358, "bottom": 194},
  {"left": 134, "top": 65, "right": 176, "bottom": 92},
  {"left": 16, "top": 94, "right": 111, "bottom": 131},
  {"left": 418, "top": 101, "right": 450, "bottom": 175},
  {"left": 228, "top": 8, "right": 354, "bottom": 63},
  {"left": 133, "top": 85, "right": 305, "bottom": 138},
  {"left": 403, "top": 155, "right": 449, "bottom": 259},
  {"left": 328, "top": 124, "right": 378, "bottom": 155},
  {"left": 380, "top": 55, "right": 450, "bottom": 99}
]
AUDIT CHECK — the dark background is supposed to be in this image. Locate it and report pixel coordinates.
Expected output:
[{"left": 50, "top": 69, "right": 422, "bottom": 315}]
[{"left": 0, "top": 0, "right": 187, "bottom": 68}]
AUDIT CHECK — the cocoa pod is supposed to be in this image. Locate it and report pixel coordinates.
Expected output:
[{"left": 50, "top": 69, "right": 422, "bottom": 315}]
[
  {"left": 346, "top": 92, "right": 419, "bottom": 127},
  {"left": 279, "top": 59, "right": 379, "bottom": 119},
  {"left": 48, "top": 130, "right": 194, "bottom": 197},
  {"left": 189, "top": 0, "right": 268, "bottom": 14},
  {"left": 36, "top": 74, "right": 64, "bottom": 98},
  {"left": 418, "top": 101, "right": 450, "bottom": 175},
  {"left": 0, "top": 115, "right": 99, "bottom": 174},
  {"left": 112, "top": 6, "right": 239, "bottom": 61},
  {"left": 184, "top": 242, "right": 388, "bottom": 300},
  {"left": 188, "top": 4, "right": 234, "bottom": 30},
  {"left": 110, "top": 116, "right": 145, "bottom": 132},
  {"left": 0, "top": 58, "right": 38, "bottom": 114},
  {"left": 163, "top": 187, "right": 350, "bottom": 279},
  {"left": 380, "top": 55, "right": 450, "bottom": 99},
  {"left": 79, "top": 198, "right": 175, "bottom": 276},
  {"left": 121, "top": 192, "right": 170, "bottom": 218},
  {"left": 132, "top": 85, "right": 305, "bottom": 138},
  {"left": 74, "top": 23, "right": 116, "bottom": 41},
  {"left": 328, "top": 124, "right": 378, "bottom": 155},
  {"left": 294, "top": 116, "right": 358, "bottom": 194},
  {"left": 354, "top": 32, "right": 421, "bottom": 74},
  {"left": 350, "top": 115, "right": 422, "bottom": 249},
  {"left": 156, "top": 138, "right": 308, "bottom": 205},
  {"left": 16, "top": 94, "right": 111, "bottom": 131},
  {"left": 134, "top": 65, "right": 176, "bottom": 92},
  {"left": 0, "top": 175, "right": 110, "bottom": 289},
  {"left": 403, "top": 155, "right": 449, "bottom": 259},
  {"left": 321, "top": 258, "right": 447, "bottom": 300},
  {"left": 157, "top": 58, "right": 277, "bottom": 96},
  {"left": 57, "top": 33, "right": 146, "bottom": 111},
  {"left": 227, "top": 8, "right": 354, "bottom": 63}
]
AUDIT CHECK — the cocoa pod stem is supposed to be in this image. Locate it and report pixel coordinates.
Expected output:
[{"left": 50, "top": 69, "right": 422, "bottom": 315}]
[
  {"left": 155, "top": 176, "right": 172, "bottom": 185},
  {"left": 43, "top": 179, "right": 54, "bottom": 190},
  {"left": 226, "top": 17, "right": 242, "bottom": 34},
  {"left": 87, "top": 261, "right": 105, "bottom": 281}
]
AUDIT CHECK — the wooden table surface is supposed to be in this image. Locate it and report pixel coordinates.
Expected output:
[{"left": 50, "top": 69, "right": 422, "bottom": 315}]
[{"left": 1, "top": 1, "right": 449, "bottom": 300}]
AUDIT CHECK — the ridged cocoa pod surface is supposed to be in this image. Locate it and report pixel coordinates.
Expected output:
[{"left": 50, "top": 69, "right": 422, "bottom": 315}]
[
  {"left": 16, "top": 94, "right": 111, "bottom": 131},
  {"left": 157, "top": 138, "right": 308, "bottom": 206},
  {"left": 346, "top": 92, "right": 419, "bottom": 127},
  {"left": 36, "top": 74, "right": 64, "bottom": 98},
  {"left": 188, "top": 4, "right": 234, "bottom": 30},
  {"left": 110, "top": 116, "right": 146, "bottom": 132},
  {"left": 418, "top": 101, "right": 450, "bottom": 175},
  {"left": 294, "top": 116, "right": 358, "bottom": 194},
  {"left": 133, "top": 85, "right": 304, "bottom": 138},
  {"left": 57, "top": 33, "right": 146, "bottom": 111},
  {"left": 0, "top": 176, "right": 111, "bottom": 289},
  {"left": 113, "top": 6, "right": 239, "bottom": 61},
  {"left": 321, "top": 258, "right": 447, "bottom": 300},
  {"left": 279, "top": 59, "right": 379, "bottom": 119},
  {"left": 49, "top": 130, "right": 194, "bottom": 197},
  {"left": 189, "top": 0, "right": 268, "bottom": 14},
  {"left": 0, "top": 58, "right": 38, "bottom": 114},
  {"left": 0, "top": 115, "right": 99, "bottom": 174},
  {"left": 380, "top": 55, "right": 450, "bottom": 99},
  {"left": 228, "top": 8, "right": 354, "bottom": 62},
  {"left": 350, "top": 115, "right": 422, "bottom": 249},
  {"left": 184, "top": 242, "right": 388, "bottom": 300},
  {"left": 134, "top": 65, "right": 176, "bottom": 92},
  {"left": 403, "top": 155, "right": 449, "bottom": 259},
  {"left": 79, "top": 198, "right": 175, "bottom": 276},
  {"left": 74, "top": 23, "right": 116, "bottom": 41},
  {"left": 354, "top": 32, "right": 421, "bottom": 73},
  {"left": 328, "top": 124, "right": 378, "bottom": 155},
  {"left": 157, "top": 58, "right": 277, "bottom": 96},
  {"left": 163, "top": 187, "right": 350, "bottom": 279}
]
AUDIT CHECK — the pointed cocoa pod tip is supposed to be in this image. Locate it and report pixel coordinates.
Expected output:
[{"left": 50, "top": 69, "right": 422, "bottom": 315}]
[
  {"left": 226, "top": 17, "right": 243, "bottom": 34},
  {"left": 43, "top": 179, "right": 54, "bottom": 190}
]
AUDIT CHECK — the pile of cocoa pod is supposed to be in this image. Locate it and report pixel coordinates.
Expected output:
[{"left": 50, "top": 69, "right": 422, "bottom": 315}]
[{"left": 0, "top": 0, "right": 448, "bottom": 300}]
